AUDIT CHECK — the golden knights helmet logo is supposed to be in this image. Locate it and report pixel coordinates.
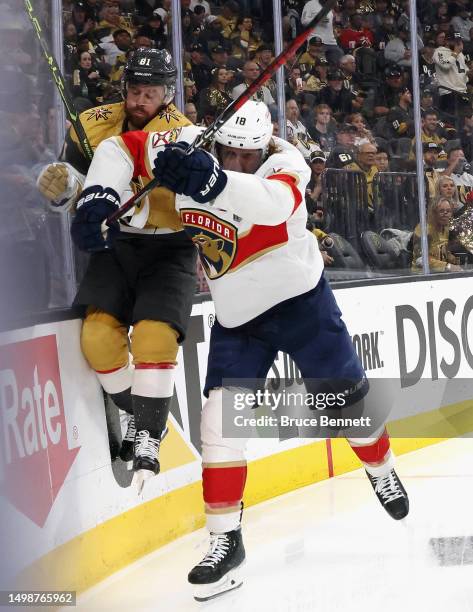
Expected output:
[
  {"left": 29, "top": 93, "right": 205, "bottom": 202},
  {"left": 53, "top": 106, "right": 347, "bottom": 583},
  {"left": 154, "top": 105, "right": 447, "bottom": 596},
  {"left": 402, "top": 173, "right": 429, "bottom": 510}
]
[{"left": 181, "top": 210, "right": 237, "bottom": 279}]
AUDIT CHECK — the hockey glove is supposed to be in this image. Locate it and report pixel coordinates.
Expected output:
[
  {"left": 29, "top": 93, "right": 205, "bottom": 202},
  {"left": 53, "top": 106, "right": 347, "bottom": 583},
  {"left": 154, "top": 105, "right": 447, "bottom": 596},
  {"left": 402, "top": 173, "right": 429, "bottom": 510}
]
[
  {"left": 36, "top": 162, "right": 84, "bottom": 212},
  {"left": 152, "top": 141, "right": 227, "bottom": 204},
  {"left": 71, "top": 186, "right": 120, "bottom": 252}
]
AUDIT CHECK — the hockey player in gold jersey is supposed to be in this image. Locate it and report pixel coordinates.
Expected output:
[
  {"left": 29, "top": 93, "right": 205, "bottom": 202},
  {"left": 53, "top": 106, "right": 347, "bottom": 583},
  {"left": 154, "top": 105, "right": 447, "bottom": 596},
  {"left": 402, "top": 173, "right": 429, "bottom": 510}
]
[{"left": 36, "top": 48, "right": 197, "bottom": 492}]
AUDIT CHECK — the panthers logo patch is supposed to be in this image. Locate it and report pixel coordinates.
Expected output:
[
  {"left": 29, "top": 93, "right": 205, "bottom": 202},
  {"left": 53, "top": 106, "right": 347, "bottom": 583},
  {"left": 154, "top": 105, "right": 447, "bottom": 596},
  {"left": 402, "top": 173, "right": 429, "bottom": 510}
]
[
  {"left": 181, "top": 209, "right": 237, "bottom": 279},
  {"left": 85, "top": 107, "right": 113, "bottom": 121}
]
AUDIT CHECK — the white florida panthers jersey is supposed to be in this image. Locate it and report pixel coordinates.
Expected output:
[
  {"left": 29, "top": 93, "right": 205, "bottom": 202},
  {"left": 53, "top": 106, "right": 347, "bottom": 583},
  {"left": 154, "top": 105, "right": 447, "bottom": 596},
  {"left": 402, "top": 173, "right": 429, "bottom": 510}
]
[{"left": 84, "top": 125, "right": 324, "bottom": 327}]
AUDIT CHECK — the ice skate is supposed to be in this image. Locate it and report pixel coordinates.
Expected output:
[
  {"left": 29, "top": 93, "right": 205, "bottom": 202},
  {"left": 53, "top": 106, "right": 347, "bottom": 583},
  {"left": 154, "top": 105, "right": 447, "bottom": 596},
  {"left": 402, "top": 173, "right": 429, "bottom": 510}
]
[
  {"left": 120, "top": 416, "right": 168, "bottom": 463},
  {"left": 188, "top": 528, "right": 245, "bottom": 601},
  {"left": 131, "top": 430, "right": 162, "bottom": 494},
  {"left": 119, "top": 414, "right": 136, "bottom": 462},
  {"left": 366, "top": 468, "right": 409, "bottom": 520}
]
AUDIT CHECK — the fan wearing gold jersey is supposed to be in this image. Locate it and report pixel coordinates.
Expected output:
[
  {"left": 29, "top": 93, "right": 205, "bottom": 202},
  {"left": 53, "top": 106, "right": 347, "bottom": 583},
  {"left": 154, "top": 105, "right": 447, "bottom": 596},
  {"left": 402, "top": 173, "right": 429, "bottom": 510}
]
[{"left": 36, "top": 48, "right": 197, "bottom": 492}]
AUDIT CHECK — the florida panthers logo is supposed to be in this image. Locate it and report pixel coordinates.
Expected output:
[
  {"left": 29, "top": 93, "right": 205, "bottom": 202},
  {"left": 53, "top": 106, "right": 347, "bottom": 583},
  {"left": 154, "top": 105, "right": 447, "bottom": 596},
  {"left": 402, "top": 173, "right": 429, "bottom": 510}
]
[
  {"left": 152, "top": 128, "right": 182, "bottom": 147},
  {"left": 181, "top": 210, "right": 237, "bottom": 279},
  {"left": 85, "top": 107, "right": 113, "bottom": 121}
]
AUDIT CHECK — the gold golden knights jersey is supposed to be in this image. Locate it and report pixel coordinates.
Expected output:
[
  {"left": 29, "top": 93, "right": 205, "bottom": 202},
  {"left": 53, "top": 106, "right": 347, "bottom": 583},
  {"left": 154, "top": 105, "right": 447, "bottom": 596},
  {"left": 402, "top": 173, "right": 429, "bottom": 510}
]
[
  {"left": 83, "top": 126, "right": 324, "bottom": 327},
  {"left": 68, "top": 101, "right": 192, "bottom": 232}
]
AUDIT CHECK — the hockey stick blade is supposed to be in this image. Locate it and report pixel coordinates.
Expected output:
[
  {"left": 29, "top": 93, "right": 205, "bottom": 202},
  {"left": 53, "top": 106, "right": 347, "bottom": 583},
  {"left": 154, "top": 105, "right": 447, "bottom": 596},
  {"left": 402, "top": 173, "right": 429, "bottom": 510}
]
[{"left": 106, "top": 0, "right": 337, "bottom": 226}]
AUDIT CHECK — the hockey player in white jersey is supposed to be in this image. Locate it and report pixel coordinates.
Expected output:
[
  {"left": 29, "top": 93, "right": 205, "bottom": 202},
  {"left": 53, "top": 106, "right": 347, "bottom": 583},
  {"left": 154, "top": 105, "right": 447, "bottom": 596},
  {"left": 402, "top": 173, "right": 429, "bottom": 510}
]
[{"left": 75, "top": 100, "right": 409, "bottom": 602}]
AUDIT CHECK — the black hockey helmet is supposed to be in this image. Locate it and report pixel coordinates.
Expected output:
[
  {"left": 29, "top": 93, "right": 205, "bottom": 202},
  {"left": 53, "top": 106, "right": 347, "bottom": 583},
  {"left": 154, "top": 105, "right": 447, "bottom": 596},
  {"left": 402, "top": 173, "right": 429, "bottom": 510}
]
[{"left": 123, "top": 48, "right": 177, "bottom": 104}]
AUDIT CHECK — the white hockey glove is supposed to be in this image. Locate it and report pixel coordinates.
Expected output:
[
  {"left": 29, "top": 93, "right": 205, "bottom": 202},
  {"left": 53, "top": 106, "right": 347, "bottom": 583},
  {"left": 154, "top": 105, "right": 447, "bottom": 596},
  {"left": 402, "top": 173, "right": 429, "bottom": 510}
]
[{"left": 36, "top": 162, "right": 85, "bottom": 212}]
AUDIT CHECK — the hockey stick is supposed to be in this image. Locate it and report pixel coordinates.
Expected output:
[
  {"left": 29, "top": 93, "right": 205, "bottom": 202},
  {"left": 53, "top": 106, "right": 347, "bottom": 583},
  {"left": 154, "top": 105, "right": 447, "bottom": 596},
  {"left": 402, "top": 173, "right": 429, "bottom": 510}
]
[
  {"left": 24, "top": 0, "right": 94, "bottom": 161},
  {"left": 106, "top": 0, "right": 337, "bottom": 225}
]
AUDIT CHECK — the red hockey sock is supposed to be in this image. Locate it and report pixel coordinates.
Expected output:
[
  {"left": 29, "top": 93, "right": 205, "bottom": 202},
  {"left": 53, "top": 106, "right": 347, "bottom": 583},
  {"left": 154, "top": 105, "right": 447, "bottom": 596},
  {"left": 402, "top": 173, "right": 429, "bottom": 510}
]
[
  {"left": 203, "top": 464, "right": 247, "bottom": 508},
  {"left": 348, "top": 429, "right": 390, "bottom": 464}
]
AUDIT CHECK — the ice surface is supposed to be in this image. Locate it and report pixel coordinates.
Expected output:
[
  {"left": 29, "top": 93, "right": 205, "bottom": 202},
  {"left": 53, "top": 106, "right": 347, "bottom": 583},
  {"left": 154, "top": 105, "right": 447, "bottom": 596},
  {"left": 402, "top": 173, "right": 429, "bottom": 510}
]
[{"left": 77, "top": 438, "right": 473, "bottom": 612}]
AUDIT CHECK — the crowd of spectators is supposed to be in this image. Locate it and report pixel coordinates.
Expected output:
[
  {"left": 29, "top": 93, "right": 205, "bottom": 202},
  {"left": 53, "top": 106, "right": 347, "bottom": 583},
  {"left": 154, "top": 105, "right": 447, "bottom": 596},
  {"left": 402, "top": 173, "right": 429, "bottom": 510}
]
[{"left": 58, "top": 0, "right": 473, "bottom": 275}]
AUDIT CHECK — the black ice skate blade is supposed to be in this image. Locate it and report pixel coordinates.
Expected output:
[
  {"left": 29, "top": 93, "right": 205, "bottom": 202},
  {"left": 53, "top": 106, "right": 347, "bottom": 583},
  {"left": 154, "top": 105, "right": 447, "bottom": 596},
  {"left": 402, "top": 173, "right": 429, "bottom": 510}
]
[{"left": 194, "top": 580, "right": 243, "bottom": 602}]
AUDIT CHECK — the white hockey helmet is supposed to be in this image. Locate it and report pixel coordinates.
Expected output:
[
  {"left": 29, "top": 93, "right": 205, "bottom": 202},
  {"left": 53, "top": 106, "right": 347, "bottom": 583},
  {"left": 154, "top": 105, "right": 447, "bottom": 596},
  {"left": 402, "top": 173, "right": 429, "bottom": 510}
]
[{"left": 215, "top": 101, "right": 273, "bottom": 150}]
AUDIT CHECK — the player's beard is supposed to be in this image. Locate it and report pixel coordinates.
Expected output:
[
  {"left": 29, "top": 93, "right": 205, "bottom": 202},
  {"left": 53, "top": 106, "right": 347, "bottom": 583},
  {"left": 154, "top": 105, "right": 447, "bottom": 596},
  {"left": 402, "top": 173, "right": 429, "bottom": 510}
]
[{"left": 125, "top": 105, "right": 157, "bottom": 130}]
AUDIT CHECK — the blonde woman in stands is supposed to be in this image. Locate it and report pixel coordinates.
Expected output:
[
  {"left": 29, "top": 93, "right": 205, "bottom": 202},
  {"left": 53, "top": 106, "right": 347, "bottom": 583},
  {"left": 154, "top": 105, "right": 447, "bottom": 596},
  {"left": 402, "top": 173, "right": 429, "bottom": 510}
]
[
  {"left": 435, "top": 175, "right": 462, "bottom": 214},
  {"left": 412, "top": 197, "right": 462, "bottom": 272}
]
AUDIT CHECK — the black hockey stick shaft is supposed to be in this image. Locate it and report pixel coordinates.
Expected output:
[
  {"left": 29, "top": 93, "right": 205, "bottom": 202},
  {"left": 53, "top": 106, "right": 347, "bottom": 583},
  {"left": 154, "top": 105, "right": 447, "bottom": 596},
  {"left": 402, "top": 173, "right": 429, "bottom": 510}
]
[
  {"left": 107, "top": 0, "right": 337, "bottom": 225},
  {"left": 24, "top": 0, "right": 94, "bottom": 161}
]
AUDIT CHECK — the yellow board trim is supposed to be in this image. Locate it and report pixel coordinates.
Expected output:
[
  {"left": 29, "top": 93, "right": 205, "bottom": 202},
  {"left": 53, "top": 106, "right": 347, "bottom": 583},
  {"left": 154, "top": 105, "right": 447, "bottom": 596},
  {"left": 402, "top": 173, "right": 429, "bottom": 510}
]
[{"left": 18, "top": 399, "right": 473, "bottom": 594}]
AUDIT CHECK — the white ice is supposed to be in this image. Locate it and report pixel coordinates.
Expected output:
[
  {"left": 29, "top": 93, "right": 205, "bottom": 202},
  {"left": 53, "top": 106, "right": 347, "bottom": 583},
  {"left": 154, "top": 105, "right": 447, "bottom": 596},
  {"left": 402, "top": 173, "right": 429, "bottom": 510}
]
[{"left": 77, "top": 438, "right": 473, "bottom": 612}]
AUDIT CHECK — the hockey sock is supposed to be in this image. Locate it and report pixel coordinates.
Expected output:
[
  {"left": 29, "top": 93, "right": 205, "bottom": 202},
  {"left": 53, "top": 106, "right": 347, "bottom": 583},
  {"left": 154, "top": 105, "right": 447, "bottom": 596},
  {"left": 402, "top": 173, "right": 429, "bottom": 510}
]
[
  {"left": 131, "top": 364, "right": 175, "bottom": 439},
  {"left": 347, "top": 428, "right": 395, "bottom": 477},
  {"left": 203, "top": 463, "right": 247, "bottom": 533},
  {"left": 96, "top": 364, "right": 133, "bottom": 413},
  {"left": 110, "top": 388, "right": 132, "bottom": 415}
]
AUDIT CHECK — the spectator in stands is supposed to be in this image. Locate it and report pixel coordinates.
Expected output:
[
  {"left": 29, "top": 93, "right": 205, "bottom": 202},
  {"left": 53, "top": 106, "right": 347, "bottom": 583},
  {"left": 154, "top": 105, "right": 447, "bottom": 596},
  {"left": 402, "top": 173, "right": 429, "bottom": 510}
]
[
  {"left": 189, "top": 42, "right": 212, "bottom": 91},
  {"left": 419, "top": 39, "right": 437, "bottom": 88},
  {"left": 132, "top": 34, "right": 153, "bottom": 49},
  {"left": 191, "top": 0, "right": 211, "bottom": 16},
  {"left": 72, "top": 1, "right": 95, "bottom": 36},
  {"left": 255, "top": 44, "right": 276, "bottom": 97},
  {"left": 304, "top": 57, "right": 329, "bottom": 92},
  {"left": 462, "top": 26, "right": 473, "bottom": 62},
  {"left": 460, "top": 109, "right": 473, "bottom": 162},
  {"left": 442, "top": 147, "right": 473, "bottom": 204},
  {"left": 231, "top": 16, "right": 261, "bottom": 61},
  {"left": 306, "top": 149, "right": 326, "bottom": 212},
  {"left": 451, "top": 6, "right": 473, "bottom": 42},
  {"left": 209, "top": 45, "right": 229, "bottom": 69},
  {"left": 71, "top": 50, "right": 105, "bottom": 104},
  {"left": 308, "top": 103, "right": 336, "bottom": 153},
  {"left": 339, "top": 54, "right": 363, "bottom": 93},
  {"left": 301, "top": 0, "right": 343, "bottom": 65},
  {"left": 326, "top": 123, "right": 358, "bottom": 168},
  {"left": 412, "top": 197, "right": 462, "bottom": 272},
  {"left": 200, "top": 19, "right": 226, "bottom": 56},
  {"left": 286, "top": 66, "right": 306, "bottom": 100},
  {"left": 368, "top": 0, "right": 394, "bottom": 31},
  {"left": 135, "top": 1, "right": 160, "bottom": 19},
  {"left": 435, "top": 175, "right": 462, "bottom": 213},
  {"left": 231, "top": 60, "right": 275, "bottom": 106},
  {"left": 286, "top": 98, "right": 320, "bottom": 160},
  {"left": 420, "top": 87, "right": 436, "bottom": 113},
  {"left": 373, "top": 66, "right": 405, "bottom": 118},
  {"left": 218, "top": 1, "right": 239, "bottom": 39},
  {"left": 184, "top": 74, "right": 198, "bottom": 104},
  {"left": 408, "top": 109, "right": 448, "bottom": 162},
  {"left": 384, "top": 23, "right": 415, "bottom": 68},
  {"left": 435, "top": 31, "right": 447, "bottom": 49},
  {"left": 153, "top": 2, "right": 171, "bottom": 33},
  {"left": 198, "top": 67, "right": 232, "bottom": 117},
  {"left": 103, "top": 29, "right": 133, "bottom": 69},
  {"left": 346, "top": 112, "right": 375, "bottom": 146},
  {"left": 423, "top": 141, "right": 442, "bottom": 203},
  {"left": 433, "top": 31, "right": 469, "bottom": 115},
  {"left": 355, "top": 142, "right": 379, "bottom": 209},
  {"left": 373, "top": 14, "right": 397, "bottom": 54},
  {"left": 184, "top": 101, "right": 198, "bottom": 123},
  {"left": 298, "top": 37, "right": 327, "bottom": 74},
  {"left": 138, "top": 13, "right": 167, "bottom": 49},
  {"left": 192, "top": 5, "right": 207, "bottom": 37},
  {"left": 95, "top": 3, "right": 131, "bottom": 39},
  {"left": 385, "top": 87, "right": 413, "bottom": 139},
  {"left": 338, "top": 12, "right": 374, "bottom": 53},
  {"left": 375, "top": 147, "right": 390, "bottom": 172},
  {"left": 317, "top": 69, "right": 354, "bottom": 122}
]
